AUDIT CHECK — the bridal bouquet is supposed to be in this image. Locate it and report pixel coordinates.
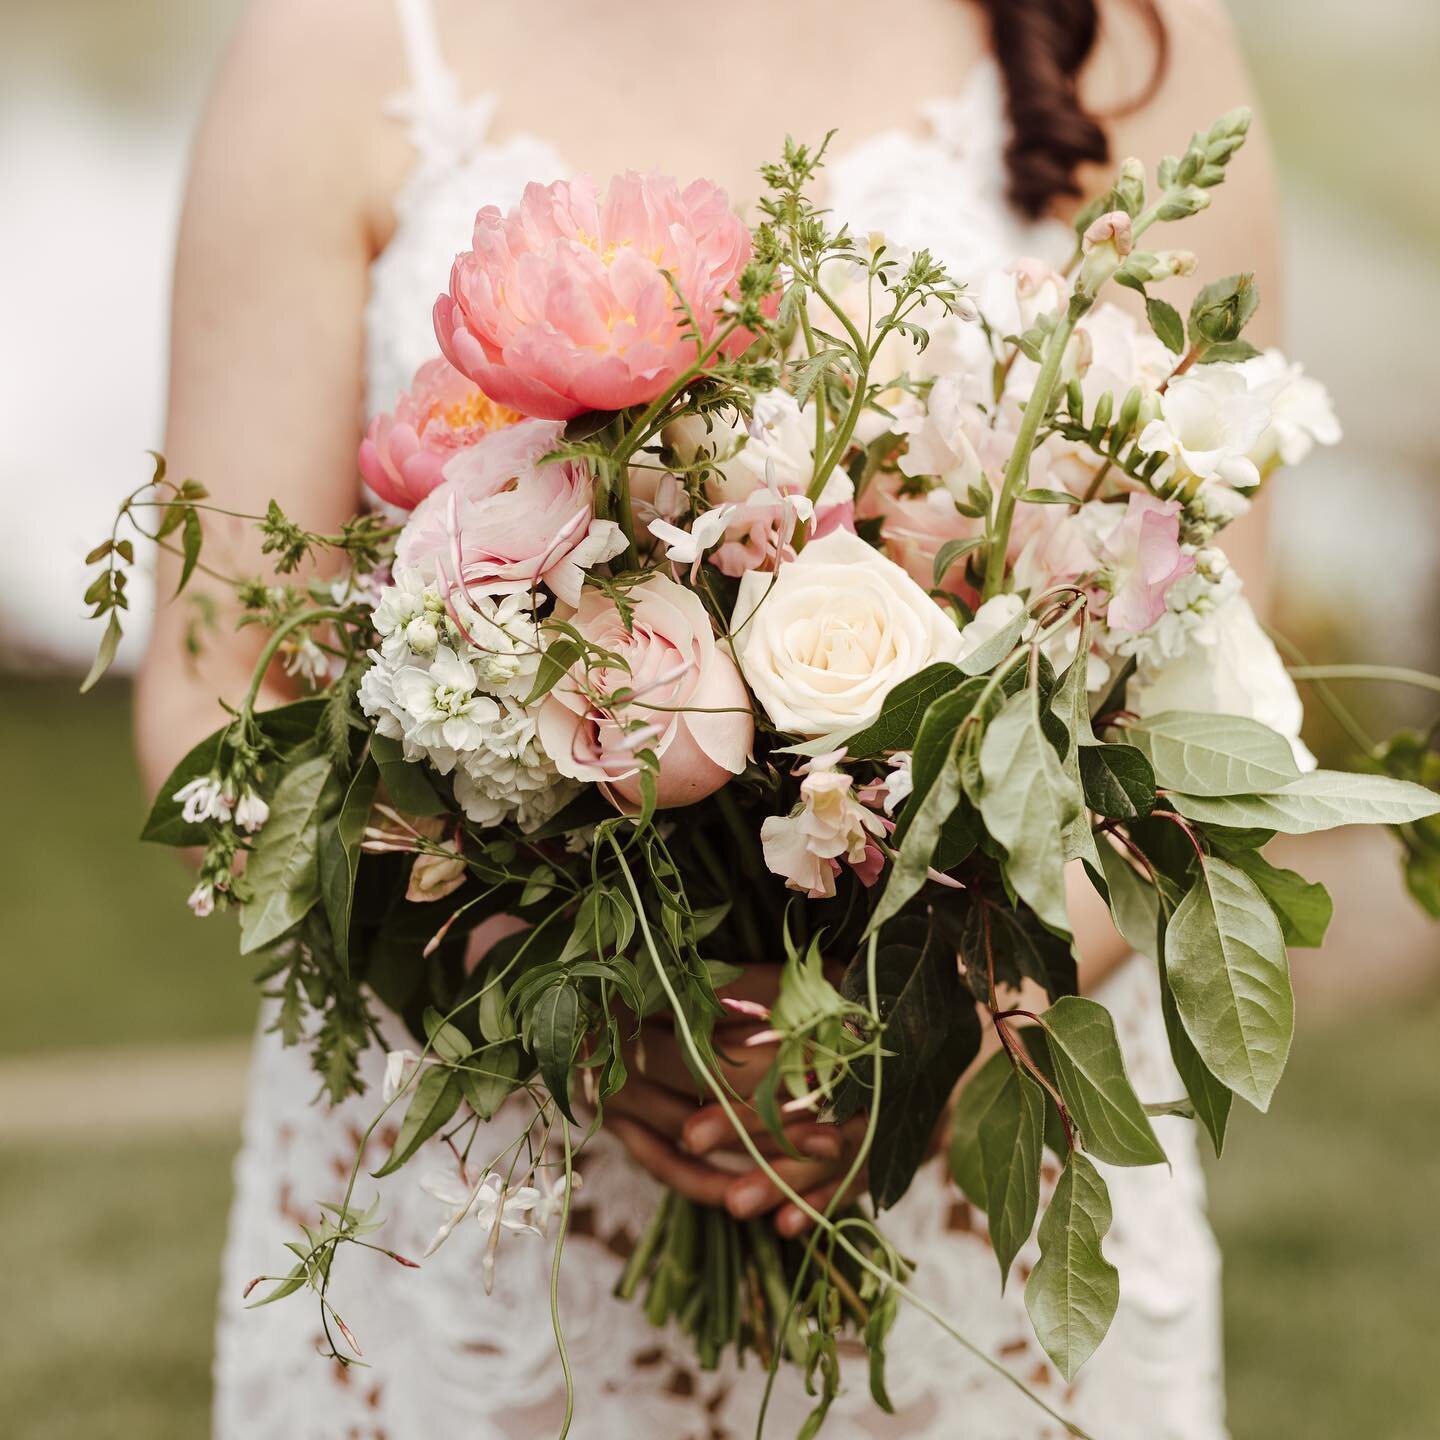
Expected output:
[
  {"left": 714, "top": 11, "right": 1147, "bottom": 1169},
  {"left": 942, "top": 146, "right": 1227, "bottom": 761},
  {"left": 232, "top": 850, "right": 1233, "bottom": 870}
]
[{"left": 84, "top": 114, "right": 1440, "bottom": 1436}]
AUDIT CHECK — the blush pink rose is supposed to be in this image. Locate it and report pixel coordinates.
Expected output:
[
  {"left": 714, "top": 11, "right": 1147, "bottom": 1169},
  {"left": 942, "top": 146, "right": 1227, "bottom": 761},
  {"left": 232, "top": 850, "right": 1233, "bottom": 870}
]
[
  {"left": 1102, "top": 493, "right": 1196, "bottom": 633},
  {"left": 537, "top": 575, "right": 752, "bottom": 809},
  {"left": 395, "top": 419, "right": 625, "bottom": 608},
  {"left": 359, "top": 358, "right": 520, "bottom": 511},
  {"left": 434, "top": 172, "right": 753, "bottom": 421}
]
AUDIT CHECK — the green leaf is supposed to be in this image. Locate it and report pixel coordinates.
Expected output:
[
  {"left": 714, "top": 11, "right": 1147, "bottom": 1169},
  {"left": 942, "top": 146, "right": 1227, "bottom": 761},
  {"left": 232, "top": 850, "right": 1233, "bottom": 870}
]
[
  {"left": 239, "top": 757, "right": 339, "bottom": 955},
  {"left": 892, "top": 678, "right": 985, "bottom": 845},
  {"left": 950, "top": 896, "right": 1077, "bottom": 1005},
  {"left": 79, "top": 613, "right": 123, "bottom": 694},
  {"left": 932, "top": 537, "right": 984, "bottom": 588},
  {"left": 1145, "top": 296, "right": 1185, "bottom": 354},
  {"left": 460, "top": 1044, "right": 520, "bottom": 1121},
  {"left": 1217, "top": 849, "right": 1332, "bottom": 948},
  {"left": 980, "top": 1067, "right": 1046, "bottom": 1287},
  {"left": 372, "top": 1065, "right": 462, "bottom": 1177},
  {"left": 1019, "top": 488, "right": 1080, "bottom": 506},
  {"left": 1123, "top": 711, "right": 1300, "bottom": 796},
  {"left": 980, "top": 688, "right": 1081, "bottom": 933},
  {"left": 319, "top": 753, "right": 378, "bottom": 974},
  {"left": 948, "top": 1049, "right": 1014, "bottom": 1207},
  {"left": 1198, "top": 338, "right": 1262, "bottom": 364},
  {"left": 523, "top": 637, "right": 584, "bottom": 706},
  {"left": 423, "top": 1006, "right": 473, "bottom": 1063},
  {"left": 843, "top": 921, "right": 983, "bottom": 1209},
  {"left": 1079, "top": 744, "right": 1156, "bottom": 819},
  {"left": 1090, "top": 838, "right": 1159, "bottom": 960},
  {"left": 843, "top": 663, "right": 964, "bottom": 760},
  {"left": 370, "top": 732, "right": 447, "bottom": 816},
  {"left": 176, "top": 507, "right": 203, "bottom": 596},
  {"left": 528, "top": 982, "right": 581, "bottom": 1123},
  {"left": 1049, "top": 632, "right": 1101, "bottom": 868},
  {"left": 1169, "top": 769, "right": 1440, "bottom": 835},
  {"left": 958, "top": 609, "right": 1027, "bottom": 677},
  {"left": 1024, "top": 1153, "right": 1120, "bottom": 1381},
  {"left": 1156, "top": 953, "right": 1232, "bottom": 1156},
  {"left": 1042, "top": 996, "right": 1166, "bottom": 1166},
  {"left": 1164, "top": 856, "right": 1292, "bottom": 1111}
]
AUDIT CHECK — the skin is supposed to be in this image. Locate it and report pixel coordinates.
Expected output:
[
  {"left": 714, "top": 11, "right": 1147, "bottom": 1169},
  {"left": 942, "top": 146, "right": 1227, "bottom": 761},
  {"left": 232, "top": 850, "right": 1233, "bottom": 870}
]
[{"left": 140, "top": 0, "right": 1281, "bottom": 1237}]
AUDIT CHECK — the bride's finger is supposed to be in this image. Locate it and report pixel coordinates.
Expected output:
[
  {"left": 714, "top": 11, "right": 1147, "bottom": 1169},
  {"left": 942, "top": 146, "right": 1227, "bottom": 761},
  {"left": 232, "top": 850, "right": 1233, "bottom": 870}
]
[
  {"left": 624, "top": 1025, "right": 777, "bottom": 1099},
  {"left": 774, "top": 1171, "right": 866, "bottom": 1238},
  {"left": 681, "top": 1101, "right": 836, "bottom": 1159},
  {"left": 721, "top": 1152, "right": 852, "bottom": 1220},
  {"left": 603, "top": 1115, "right": 736, "bottom": 1208},
  {"left": 602, "top": 1077, "right": 700, "bottom": 1141}
]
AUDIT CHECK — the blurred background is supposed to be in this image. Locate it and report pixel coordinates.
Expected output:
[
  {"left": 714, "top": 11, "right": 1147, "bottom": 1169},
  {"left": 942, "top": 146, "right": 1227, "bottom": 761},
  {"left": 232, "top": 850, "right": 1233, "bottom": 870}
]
[{"left": 1, "top": 0, "right": 1436, "bottom": 1435}]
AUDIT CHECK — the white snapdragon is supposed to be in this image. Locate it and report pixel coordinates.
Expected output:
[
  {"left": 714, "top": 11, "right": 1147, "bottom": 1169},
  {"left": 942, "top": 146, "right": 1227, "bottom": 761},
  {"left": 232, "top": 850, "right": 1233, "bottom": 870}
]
[
  {"left": 1136, "top": 366, "right": 1272, "bottom": 490},
  {"left": 1237, "top": 348, "right": 1341, "bottom": 469}
]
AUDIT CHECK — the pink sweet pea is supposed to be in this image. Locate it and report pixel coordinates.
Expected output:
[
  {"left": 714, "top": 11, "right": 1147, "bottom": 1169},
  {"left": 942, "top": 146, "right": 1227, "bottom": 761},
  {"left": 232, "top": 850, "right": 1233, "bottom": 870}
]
[
  {"left": 395, "top": 419, "right": 625, "bottom": 608},
  {"left": 536, "top": 575, "right": 752, "bottom": 809},
  {"left": 435, "top": 173, "right": 753, "bottom": 421},
  {"left": 359, "top": 358, "right": 520, "bottom": 511},
  {"left": 1103, "top": 493, "right": 1196, "bottom": 634}
]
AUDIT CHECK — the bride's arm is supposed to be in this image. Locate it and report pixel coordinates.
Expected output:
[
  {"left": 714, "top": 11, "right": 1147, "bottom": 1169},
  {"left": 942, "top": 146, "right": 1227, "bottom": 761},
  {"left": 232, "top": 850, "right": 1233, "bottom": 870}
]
[{"left": 136, "top": 0, "right": 396, "bottom": 792}]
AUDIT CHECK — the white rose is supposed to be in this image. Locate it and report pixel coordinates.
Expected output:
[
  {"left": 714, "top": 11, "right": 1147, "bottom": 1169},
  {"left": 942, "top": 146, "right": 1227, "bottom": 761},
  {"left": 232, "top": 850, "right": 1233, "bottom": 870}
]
[
  {"left": 1129, "top": 593, "right": 1316, "bottom": 770},
  {"left": 730, "top": 529, "right": 964, "bottom": 735}
]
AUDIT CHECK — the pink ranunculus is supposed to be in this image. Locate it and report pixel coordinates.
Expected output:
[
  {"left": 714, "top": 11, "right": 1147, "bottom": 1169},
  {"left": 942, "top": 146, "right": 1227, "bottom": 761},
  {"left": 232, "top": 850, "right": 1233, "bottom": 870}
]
[
  {"left": 1103, "top": 493, "right": 1196, "bottom": 634},
  {"left": 537, "top": 575, "right": 752, "bottom": 809},
  {"left": 435, "top": 172, "right": 754, "bottom": 422},
  {"left": 395, "top": 419, "right": 625, "bottom": 608},
  {"left": 359, "top": 358, "right": 521, "bottom": 511}
]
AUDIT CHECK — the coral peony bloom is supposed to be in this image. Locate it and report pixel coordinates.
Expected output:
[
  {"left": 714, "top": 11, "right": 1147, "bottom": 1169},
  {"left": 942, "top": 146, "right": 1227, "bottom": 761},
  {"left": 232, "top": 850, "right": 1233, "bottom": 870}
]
[
  {"left": 537, "top": 575, "right": 752, "bottom": 809},
  {"left": 435, "top": 173, "right": 753, "bottom": 421},
  {"left": 396, "top": 419, "right": 625, "bottom": 608},
  {"left": 360, "top": 357, "right": 520, "bottom": 510}
]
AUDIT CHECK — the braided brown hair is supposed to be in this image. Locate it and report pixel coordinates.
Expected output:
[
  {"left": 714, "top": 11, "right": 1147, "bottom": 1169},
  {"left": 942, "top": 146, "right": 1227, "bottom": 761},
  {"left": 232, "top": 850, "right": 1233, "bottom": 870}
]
[{"left": 975, "top": 0, "right": 1168, "bottom": 218}]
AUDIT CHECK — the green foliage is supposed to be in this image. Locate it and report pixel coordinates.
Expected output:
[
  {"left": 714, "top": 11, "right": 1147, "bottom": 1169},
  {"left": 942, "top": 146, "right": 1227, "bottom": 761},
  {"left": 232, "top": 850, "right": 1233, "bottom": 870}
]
[
  {"left": 1165, "top": 857, "right": 1293, "bottom": 1112},
  {"left": 979, "top": 1067, "right": 1046, "bottom": 1287},
  {"left": 1169, "top": 769, "right": 1440, "bottom": 834},
  {"left": 1024, "top": 1153, "right": 1120, "bottom": 1381},
  {"left": 1041, "top": 996, "right": 1166, "bottom": 1167},
  {"left": 1123, "top": 711, "right": 1300, "bottom": 796},
  {"left": 842, "top": 663, "right": 964, "bottom": 759},
  {"left": 372, "top": 1065, "right": 463, "bottom": 1177}
]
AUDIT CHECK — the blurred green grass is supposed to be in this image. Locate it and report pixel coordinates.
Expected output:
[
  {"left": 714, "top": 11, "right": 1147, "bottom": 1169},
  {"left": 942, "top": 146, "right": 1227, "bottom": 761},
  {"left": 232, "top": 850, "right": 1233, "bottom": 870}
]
[{"left": 0, "top": 677, "right": 254, "bottom": 1057}]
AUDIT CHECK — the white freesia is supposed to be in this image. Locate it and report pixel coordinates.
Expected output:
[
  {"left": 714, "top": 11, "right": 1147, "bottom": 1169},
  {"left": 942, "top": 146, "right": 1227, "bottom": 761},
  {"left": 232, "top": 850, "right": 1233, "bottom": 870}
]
[
  {"left": 1237, "top": 348, "right": 1341, "bottom": 468},
  {"left": 731, "top": 530, "right": 965, "bottom": 735},
  {"left": 1136, "top": 366, "right": 1272, "bottom": 490},
  {"left": 1129, "top": 592, "right": 1316, "bottom": 769},
  {"left": 761, "top": 761, "right": 885, "bottom": 900}
]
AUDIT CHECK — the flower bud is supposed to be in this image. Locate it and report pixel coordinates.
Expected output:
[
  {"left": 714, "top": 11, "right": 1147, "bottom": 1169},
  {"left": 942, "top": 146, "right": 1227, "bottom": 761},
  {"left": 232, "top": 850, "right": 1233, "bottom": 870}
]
[{"left": 405, "top": 615, "right": 439, "bottom": 656}]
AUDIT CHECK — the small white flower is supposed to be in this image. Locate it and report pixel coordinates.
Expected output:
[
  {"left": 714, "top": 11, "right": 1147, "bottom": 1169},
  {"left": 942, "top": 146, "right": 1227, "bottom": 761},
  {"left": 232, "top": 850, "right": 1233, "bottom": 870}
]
[
  {"left": 382, "top": 1049, "right": 423, "bottom": 1103},
  {"left": 1136, "top": 366, "right": 1271, "bottom": 490},
  {"left": 174, "top": 776, "right": 233, "bottom": 826},
  {"left": 186, "top": 881, "right": 215, "bottom": 917},
  {"left": 648, "top": 505, "right": 736, "bottom": 567},
  {"left": 233, "top": 789, "right": 270, "bottom": 834},
  {"left": 282, "top": 634, "right": 331, "bottom": 685},
  {"left": 530, "top": 1170, "right": 582, "bottom": 1237},
  {"left": 881, "top": 753, "right": 913, "bottom": 815}
]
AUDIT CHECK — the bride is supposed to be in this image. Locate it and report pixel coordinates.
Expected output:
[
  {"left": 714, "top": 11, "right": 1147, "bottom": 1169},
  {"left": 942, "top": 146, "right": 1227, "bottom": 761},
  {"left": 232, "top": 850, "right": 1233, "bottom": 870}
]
[{"left": 139, "top": 1, "right": 1280, "bottom": 1435}]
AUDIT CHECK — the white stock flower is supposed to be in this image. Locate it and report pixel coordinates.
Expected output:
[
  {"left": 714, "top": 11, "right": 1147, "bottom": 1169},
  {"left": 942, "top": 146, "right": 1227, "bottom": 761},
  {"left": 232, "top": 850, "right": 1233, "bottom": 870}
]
[
  {"left": 1129, "top": 591, "right": 1315, "bottom": 769},
  {"left": 390, "top": 647, "right": 504, "bottom": 757},
  {"left": 761, "top": 763, "right": 885, "bottom": 900},
  {"left": 1136, "top": 366, "right": 1272, "bottom": 490},
  {"left": 1237, "top": 348, "right": 1341, "bottom": 468},
  {"left": 731, "top": 530, "right": 964, "bottom": 736}
]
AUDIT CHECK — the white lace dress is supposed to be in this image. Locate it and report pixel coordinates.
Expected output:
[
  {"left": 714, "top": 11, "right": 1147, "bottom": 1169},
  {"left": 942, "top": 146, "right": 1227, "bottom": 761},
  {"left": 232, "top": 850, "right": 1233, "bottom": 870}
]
[{"left": 212, "top": 4, "right": 1228, "bottom": 1435}]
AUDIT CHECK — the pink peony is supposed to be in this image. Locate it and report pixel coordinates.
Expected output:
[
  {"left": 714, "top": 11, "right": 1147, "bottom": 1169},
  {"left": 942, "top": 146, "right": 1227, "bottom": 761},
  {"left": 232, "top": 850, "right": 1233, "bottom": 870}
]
[
  {"left": 359, "top": 358, "right": 520, "bottom": 511},
  {"left": 435, "top": 173, "right": 753, "bottom": 421},
  {"left": 1102, "top": 493, "right": 1196, "bottom": 633},
  {"left": 395, "top": 419, "right": 625, "bottom": 608},
  {"left": 537, "top": 574, "right": 752, "bottom": 809}
]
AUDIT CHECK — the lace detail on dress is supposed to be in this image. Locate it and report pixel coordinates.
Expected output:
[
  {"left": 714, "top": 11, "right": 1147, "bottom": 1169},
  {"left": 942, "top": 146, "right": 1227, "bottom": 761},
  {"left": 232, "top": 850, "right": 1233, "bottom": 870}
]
[{"left": 215, "top": 7, "right": 1230, "bottom": 1435}]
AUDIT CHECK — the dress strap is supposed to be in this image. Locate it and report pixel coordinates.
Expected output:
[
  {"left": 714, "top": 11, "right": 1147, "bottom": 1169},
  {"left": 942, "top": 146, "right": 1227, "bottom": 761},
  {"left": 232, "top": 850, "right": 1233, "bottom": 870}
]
[{"left": 387, "top": 0, "right": 497, "bottom": 181}]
